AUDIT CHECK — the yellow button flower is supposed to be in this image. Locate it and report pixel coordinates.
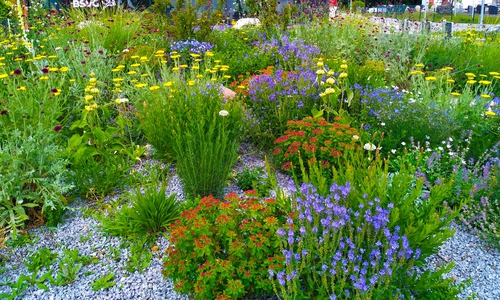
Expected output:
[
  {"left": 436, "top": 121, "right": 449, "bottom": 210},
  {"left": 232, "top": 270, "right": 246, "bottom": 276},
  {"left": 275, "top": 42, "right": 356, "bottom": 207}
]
[{"left": 425, "top": 76, "right": 436, "bottom": 81}]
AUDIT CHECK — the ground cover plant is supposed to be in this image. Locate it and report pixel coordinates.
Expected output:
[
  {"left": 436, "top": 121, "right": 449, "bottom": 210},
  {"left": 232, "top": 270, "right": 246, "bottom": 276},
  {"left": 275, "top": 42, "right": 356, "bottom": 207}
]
[{"left": 1, "top": 2, "right": 500, "bottom": 299}]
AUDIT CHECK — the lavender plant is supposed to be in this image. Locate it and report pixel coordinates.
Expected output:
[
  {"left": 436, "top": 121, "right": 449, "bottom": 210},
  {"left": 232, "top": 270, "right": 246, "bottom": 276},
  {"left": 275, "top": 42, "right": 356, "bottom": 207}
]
[
  {"left": 246, "top": 67, "right": 320, "bottom": 147},
  {"left": 455, "top": 142, "right": 500, "bottom": 248},
  {"left": 170, "top": 39, "right": 215, "bottom": 55},
  {"left": 254, "top": 35, "right": 320, "bottom": 71},
  {"left": 271, "top": 183, "right": 420, "bottom": 299}
]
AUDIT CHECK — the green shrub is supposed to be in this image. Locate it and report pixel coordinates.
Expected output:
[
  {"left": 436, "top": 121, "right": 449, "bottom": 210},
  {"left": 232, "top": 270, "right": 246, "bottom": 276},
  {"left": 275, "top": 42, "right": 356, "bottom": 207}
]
[
  {"left": 162, "top": 191, "right": 286, "bottom": 299},
  {"left": 0, "top": 125, "right": 73, "bottom": 240}
]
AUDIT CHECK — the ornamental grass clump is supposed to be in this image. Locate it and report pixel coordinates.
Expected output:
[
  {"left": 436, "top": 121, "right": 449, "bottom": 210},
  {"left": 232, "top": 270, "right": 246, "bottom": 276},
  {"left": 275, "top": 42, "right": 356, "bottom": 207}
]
[
  {"left": 138, "top": 76, "right": 246, "bottom": 198},
  {"left": 273, "top": 116, "right": 361, "bottom": 180},
  {"left": 162, "top": 191, "right": 286, "bottom": 299}
]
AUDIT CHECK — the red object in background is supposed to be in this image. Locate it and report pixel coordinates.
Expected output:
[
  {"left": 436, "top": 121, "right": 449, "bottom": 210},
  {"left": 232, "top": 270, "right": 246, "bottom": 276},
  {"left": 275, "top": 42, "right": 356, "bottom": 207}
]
[{"left": 329, "top": 0, "right": 338, "bottom": 6}]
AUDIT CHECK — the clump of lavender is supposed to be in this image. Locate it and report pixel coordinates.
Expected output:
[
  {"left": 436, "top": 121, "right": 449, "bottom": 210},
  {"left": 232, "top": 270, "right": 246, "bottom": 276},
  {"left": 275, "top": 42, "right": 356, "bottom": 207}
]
[
  {"left": 170, "top": 39, "right": 214, "bottom": 55},
  {"left": 245, "top": 67, "right": 320, "bottom": 146},
  {"left": 271, "top": 183, "right": 420, "bottom": 299},
  {"left": 254, "top": 35, "right": 320, "bottom": 71},
  {"left": 456, "top": 141, "right": 500, "bottom": 248}
]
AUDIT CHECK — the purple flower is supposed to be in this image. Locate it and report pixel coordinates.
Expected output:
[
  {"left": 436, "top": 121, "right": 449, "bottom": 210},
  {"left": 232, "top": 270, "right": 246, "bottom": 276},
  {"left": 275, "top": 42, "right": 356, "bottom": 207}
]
[{"left": 53, "top": 125, "right": 62, "bottom": 132}]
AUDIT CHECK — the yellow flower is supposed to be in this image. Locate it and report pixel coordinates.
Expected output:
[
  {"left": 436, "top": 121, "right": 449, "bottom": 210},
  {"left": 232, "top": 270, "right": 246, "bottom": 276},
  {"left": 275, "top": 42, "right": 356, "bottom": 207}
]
[
  {"left": 187, "top": 80, "right": 195, "bottom": 86},
  {"left": 481, "top": 94, "right": 491, "bottom": 98},
  {"left": 140, "top": 56, "right": 148, "bottom": 62},
  {"left": 180, "top": 64, "right": 188, "bottom": 68},
  {"left": 326, "top": 77, "right": 335, "bottom": 85},
  {"left": 48, "top": 67, "right": 59, "bottom": 72},
  {"left": 325, "top": 87, "right": 336, "bottom": 95},
  {"left": 446, "top": 79, "right": 455, "bottom": 83},
  {"left": 317, "top": 61, "right": 324, "bottom": 67},
  {"left": 205, "top": 51, "right": 214, "bottom": 57},
  {"left": 340, "top": 64, "right": 348, "bottom": 69},
  {"left": 116, "top": 65, "right": 125, "bottom": 69},
  {"left": 316, "top": 70, "right": 325, "bottom": 75},
  {"left": 149, "top": 85, "right": 160, "bottom": 91},
  {"left": 69, "top": 79, "right": 76, "bottom": 82},
  {"left": 130, "top": 63, "right": 141, "bottom": 67},
  {"left": 60, "top": 67, "right": 69, "bottom": 72},
  {"left": 113, "top": 78, "right": 124, "bottom": 82},
  {"left": 112, "top": 68, "right": 122, "bottom": 72},
  {"left": 39, "top": 76, "right": 49, "bottom": 80},
  {"left": 17, "top": 86, "right": 26, "bottom": 91},
  {"left": 163, "top": 81, "right": 174, "bottom": 87},
  {"left": 451, "top": 92, "right": 461, "bottom": 96},
  {"left": 155, "top": 49, "right": 165, "bottom": 55},
  {"left": 339, "top": 72, "right": 348, "bottom": 78},
  {"left": 410, "top": 70, "right": 425, "bottom": 75},
  {"left": 90, "top": 88, "right": 99, "bottom": 94},
  {"left": 48, "top": 55, "right": 57, "bottom": 59},
  {"left": 85, "top": 95, "right": 94, "bottom": 102},
  {"left": 135, "top": 83, "right": 147, "bottom": 88},
  {"left": 190, "top": 53, "right": 200, "bottom": 58},
  {"left": 89, "top": 78, "right": 97, "bottom": 83},
  {"left": 223, "top": 75, "right": 231, "bottom": 79},
  {"left": 425, "top": 76, "right": 436, "bottom": 81},
  {"left": 172, "top": 67, "right": 180, "bottom": 71},
  {"left": 141, "top": 74, "right": 149, "bottom": 77},
  {"left": 489, "top": 71, "right": 500, "bottom": 76},
  {"left": 415, "top": 63, "right": 425, "bottom": 68},
  {"left": 466, "top": 80, "right": 477, "bottom": 84},
  {"left": 130, "top": 55, "right": 140, "bottom": 59},
  {"left": 0, "top": 73, "right": 7, "bottom": 79},
  {"left": 465, "top": 72, "right": 476, "bottom": 77},
  {"left": 479, "top": 80, "right": 492, "bottom": 85},
  {"left": 485, "top": 111, "right": 496, "bottom": 116},
  {"left": 127, "top": 71, "right": 137, "bottom": 75},
  {"left": 192, "top": 66, "right": 200, "bottom": 70},
  {"left": 171, "top": 55, "right": 181, "bottom": 59}
]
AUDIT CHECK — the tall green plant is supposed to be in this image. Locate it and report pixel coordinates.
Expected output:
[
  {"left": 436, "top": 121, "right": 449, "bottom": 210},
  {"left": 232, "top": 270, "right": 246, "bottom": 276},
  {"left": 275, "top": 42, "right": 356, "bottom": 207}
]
[{"left": 137, "top": 66, "right": 246, "bottom": 197}]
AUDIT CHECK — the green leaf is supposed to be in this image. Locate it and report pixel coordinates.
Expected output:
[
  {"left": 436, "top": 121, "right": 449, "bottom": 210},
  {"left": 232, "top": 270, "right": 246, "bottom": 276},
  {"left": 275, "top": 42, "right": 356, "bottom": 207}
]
[
  {"left": 68, "top": 134, "right": 83, "bottom": 150},
  {"left": 311, "top": 108, "right": 324, "bottom": 118}
]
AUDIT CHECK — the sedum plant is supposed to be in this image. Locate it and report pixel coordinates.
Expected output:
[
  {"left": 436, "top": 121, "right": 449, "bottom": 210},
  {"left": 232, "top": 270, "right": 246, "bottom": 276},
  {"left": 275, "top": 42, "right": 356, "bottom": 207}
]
[
  {"left": 273, "top": 116, "right": 361, "bottom": 180},
  {"left": 162, "top": 191, "right": 286, "bottom": 299}
]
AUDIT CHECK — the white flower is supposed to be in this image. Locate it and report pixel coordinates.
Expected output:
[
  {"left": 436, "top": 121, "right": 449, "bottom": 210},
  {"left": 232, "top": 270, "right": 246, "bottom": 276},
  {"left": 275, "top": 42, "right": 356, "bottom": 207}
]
[
  {"left": 364, "top": 143, "right": 377, "bottom": 151},
  {"left": 380, "top": 122, "right": 385, "bottom": 126},
  {"left": 401, "top": 142, "right": 406, "bottom": 146},
  {"left": 122, "top": 48, "right": 130, "bottom": 53},
  {"left": 219, "top": 110, "right": 229, "bottom": 117},
  {"left": 352, "top": 135, "right": 359, "bottom": 140},
  {"left": 448, "top": 137, "right": 453, "bottom": 142},
  {"left": 391, "top": 149, "right": 396, "bottom": 154},
  {"left": 438, "top": 146, "right": 444, "bottom": 151}
]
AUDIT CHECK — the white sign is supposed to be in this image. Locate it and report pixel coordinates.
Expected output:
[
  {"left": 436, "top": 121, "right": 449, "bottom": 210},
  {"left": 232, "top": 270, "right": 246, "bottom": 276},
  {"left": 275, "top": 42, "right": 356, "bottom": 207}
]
[{"left": 72, "top": 0, "right": 116, "bottom": 8}]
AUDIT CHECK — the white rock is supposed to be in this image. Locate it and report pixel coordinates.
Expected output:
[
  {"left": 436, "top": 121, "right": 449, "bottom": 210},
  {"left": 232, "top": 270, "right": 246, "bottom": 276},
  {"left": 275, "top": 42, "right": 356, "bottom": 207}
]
[{"left": 233, "top": 18, "right": 261, "bottom": 30}]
